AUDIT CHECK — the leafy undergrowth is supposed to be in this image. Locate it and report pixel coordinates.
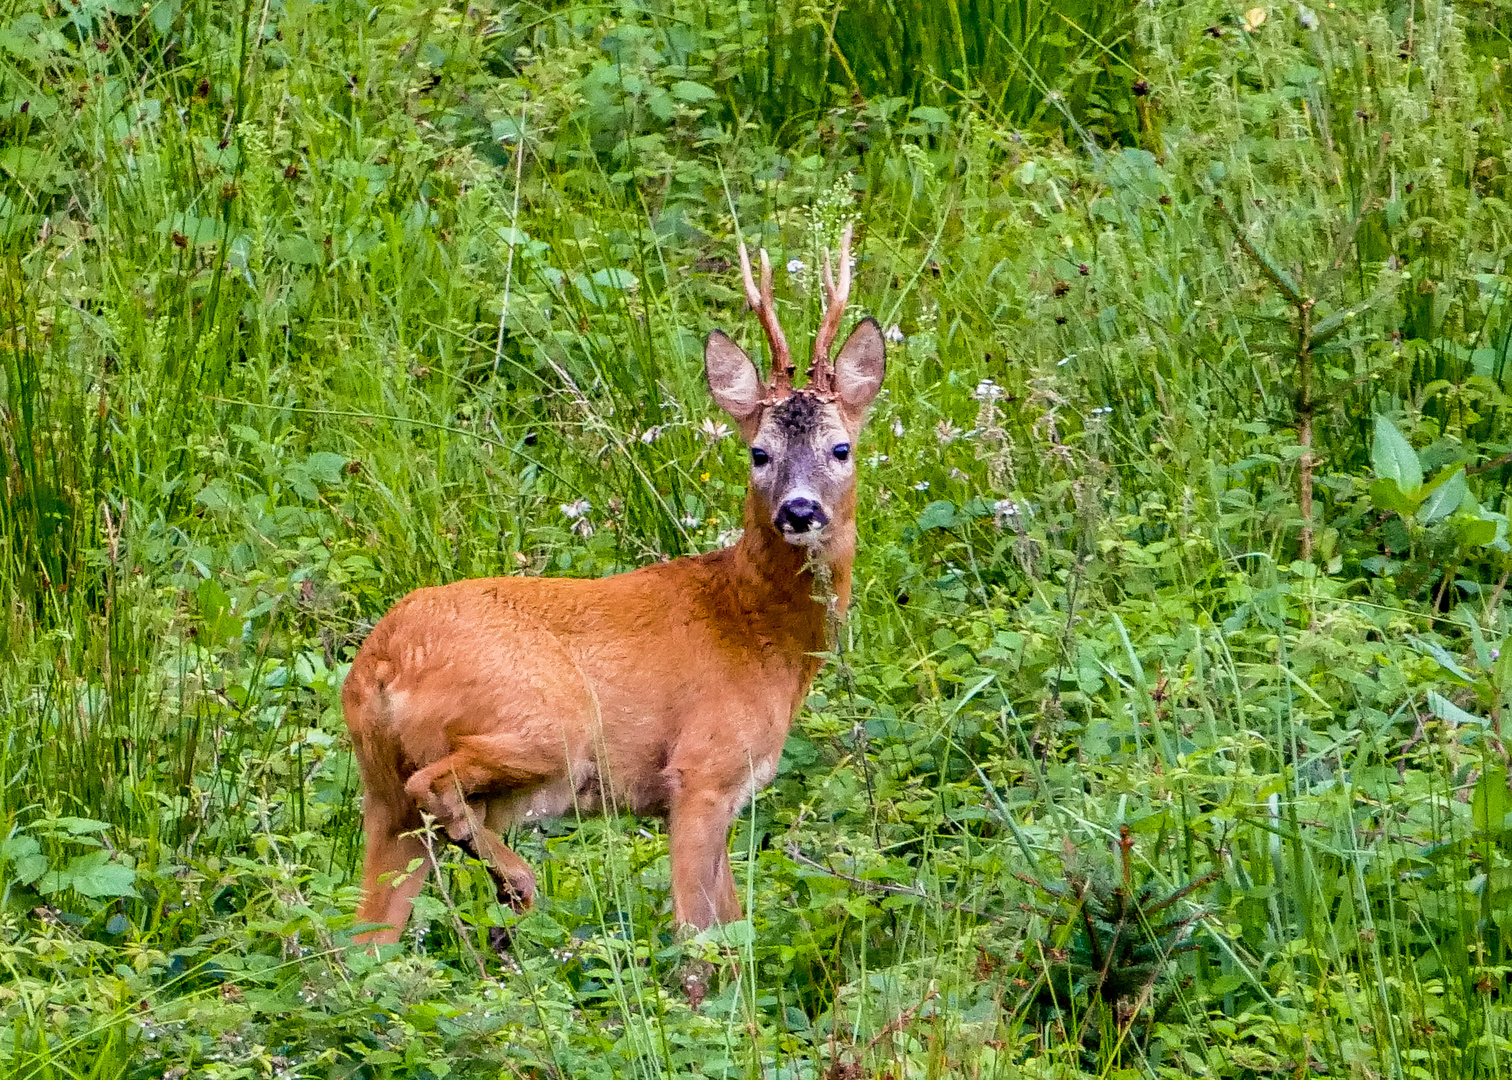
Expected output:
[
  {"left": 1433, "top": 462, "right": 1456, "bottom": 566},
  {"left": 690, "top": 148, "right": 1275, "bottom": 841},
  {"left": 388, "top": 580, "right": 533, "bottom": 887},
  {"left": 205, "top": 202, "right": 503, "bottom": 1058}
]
[{"left": 4, "top": 0, "right": 1512, "bottom": 1076}]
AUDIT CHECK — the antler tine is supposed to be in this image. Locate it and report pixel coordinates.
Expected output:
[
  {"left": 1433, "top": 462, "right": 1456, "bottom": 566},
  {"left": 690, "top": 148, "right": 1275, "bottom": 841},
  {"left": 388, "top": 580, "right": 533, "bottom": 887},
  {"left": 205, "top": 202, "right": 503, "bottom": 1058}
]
[
  {"left": 810, "top": 222, "right": 854, "bottom": 392},
  {"left": 737, "top": 233, "right": 793, "bottom": 396}
]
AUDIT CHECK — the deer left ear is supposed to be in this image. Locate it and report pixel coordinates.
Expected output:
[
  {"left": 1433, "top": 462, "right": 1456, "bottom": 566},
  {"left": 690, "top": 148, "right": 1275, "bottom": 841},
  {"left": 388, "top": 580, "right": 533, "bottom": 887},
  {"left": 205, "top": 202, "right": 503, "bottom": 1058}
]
[{"left": 833, "top": 318, "right": 886, "bottom": 419}]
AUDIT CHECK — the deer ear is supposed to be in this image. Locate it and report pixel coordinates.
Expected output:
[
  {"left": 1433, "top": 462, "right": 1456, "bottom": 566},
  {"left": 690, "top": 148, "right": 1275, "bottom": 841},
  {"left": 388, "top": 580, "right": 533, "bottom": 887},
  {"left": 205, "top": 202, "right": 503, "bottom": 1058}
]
[
  {"left": 833, "top": 317, "right": 886, "bottom": 416},
  {"left": 705, "top": 331, "right": 763, "bottom": 421}
]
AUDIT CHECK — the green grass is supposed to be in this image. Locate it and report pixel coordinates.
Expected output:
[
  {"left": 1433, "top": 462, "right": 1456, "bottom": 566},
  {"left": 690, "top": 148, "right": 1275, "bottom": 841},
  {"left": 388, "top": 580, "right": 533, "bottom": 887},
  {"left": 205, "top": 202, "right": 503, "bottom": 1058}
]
[{"left": 4, "top": 0, "right": 1512, "bottom": 1076}]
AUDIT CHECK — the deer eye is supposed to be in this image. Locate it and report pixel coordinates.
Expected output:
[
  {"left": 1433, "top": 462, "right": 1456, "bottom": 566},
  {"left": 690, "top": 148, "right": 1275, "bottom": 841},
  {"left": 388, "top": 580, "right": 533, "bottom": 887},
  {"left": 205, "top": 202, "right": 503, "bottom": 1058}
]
[
  {"left": 751, "top": 447, "right": 770, "bottom": 467},
  {"left": 833, "top": 443, "right": 851, "bottom": 461}
]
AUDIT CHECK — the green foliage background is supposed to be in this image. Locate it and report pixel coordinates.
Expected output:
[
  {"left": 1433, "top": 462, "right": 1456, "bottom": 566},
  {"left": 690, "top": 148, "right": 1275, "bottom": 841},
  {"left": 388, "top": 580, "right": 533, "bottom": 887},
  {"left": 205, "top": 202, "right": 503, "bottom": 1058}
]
[{"left": 4, "top": 0, "right": 1512, "bottom": 1075}]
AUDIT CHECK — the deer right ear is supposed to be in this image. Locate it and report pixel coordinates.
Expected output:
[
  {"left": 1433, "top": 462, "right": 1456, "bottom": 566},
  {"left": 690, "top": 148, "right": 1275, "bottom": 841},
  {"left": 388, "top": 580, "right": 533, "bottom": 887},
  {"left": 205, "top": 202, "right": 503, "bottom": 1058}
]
[{"left": 704, "top": 331, "right": 764, "bottom": 422}]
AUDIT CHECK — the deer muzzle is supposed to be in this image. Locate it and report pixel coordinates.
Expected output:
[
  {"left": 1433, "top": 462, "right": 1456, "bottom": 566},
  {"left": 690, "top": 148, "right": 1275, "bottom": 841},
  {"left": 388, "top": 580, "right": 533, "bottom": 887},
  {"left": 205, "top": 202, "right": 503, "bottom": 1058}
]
[{"left": 774, "top": 497, "right": 829, "bottom": 541}]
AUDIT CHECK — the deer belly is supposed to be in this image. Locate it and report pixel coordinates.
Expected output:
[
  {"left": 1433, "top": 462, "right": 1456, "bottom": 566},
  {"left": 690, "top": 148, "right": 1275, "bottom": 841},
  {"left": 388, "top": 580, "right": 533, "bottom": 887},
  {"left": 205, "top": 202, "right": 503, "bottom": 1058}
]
[{"left": 482, "top": 761, "right": 605, "bottom": 828}]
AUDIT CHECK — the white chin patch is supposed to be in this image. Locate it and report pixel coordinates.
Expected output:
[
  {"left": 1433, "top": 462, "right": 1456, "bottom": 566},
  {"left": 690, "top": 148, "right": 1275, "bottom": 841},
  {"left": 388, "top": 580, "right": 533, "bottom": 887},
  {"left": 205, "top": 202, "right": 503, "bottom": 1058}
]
[{"left": 780, "top": 526, "right": 828, "bottom": 548}]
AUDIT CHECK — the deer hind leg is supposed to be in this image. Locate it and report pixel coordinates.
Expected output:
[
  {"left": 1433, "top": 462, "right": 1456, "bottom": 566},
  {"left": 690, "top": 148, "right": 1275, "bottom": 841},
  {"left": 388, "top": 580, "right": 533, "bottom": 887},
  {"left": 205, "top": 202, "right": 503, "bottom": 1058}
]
[
  {"left": 668, "top": 785, "right": 743, "bottom": 931},
  {"left": 355, "top": 798, "right": 429, "bottom": 946}
]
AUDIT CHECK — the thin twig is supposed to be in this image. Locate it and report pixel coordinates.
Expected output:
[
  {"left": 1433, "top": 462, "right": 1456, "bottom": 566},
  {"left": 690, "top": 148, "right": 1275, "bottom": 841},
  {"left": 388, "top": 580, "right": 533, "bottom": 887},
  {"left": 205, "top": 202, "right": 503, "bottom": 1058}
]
[
  {"left": 415, "top": 814, "right": 490, "bottom": 978},
  {"left": 1469, "top": 449, "right": 1512, "bottom": 476},
  {"left": 864, "top": 986, "right": 939, "bottom": 1051},
  {"left": 494, "top": 102, "right": 529, "bottom": 372},
  {"left": 1213, "top": 197, "right": 1304, "bottom": 302}
]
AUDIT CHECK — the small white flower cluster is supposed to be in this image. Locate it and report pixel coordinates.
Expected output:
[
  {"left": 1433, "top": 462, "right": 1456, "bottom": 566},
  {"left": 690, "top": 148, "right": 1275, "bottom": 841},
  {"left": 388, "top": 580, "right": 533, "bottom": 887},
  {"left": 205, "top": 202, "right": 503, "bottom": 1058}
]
[
  {"left": 885, "top": 324, "right": 906, "bottom": 344},
  {"left": 971, "top": 378, "right": 1003, "bottom": 402},
  {"left": 698, "top": 417, "right": 731, "bottom": 442},
  {"left": 994, "top": 498, "right": 1027, "bottom": 531},
  {"left": 1089, "top": 405, "right": 1114, "bottom": 416},
  {"left": 561, "top": 498, "right": 594, "bottom": 537}
]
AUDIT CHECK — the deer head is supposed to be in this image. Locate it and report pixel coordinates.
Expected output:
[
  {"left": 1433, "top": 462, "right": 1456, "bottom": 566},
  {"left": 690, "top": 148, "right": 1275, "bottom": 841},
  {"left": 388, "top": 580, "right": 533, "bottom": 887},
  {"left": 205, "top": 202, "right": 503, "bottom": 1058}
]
[{"left": 704, "top": 224, "right": 886, "bottom": 550}]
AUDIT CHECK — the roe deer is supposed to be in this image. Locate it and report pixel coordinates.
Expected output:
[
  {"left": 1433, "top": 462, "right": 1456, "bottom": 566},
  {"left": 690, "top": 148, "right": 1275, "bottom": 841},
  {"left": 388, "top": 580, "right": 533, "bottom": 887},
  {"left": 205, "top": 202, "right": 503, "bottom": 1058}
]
[{"left": 341, "top": 225, "right": 884, "bottom": 943}]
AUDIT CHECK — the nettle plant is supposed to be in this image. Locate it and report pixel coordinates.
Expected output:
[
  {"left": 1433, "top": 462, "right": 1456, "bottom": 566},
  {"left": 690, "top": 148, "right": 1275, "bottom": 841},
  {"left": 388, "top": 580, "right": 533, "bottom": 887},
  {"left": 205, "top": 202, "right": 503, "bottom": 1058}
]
[{"left": 1366, "top": 413, "right": 1510, "bottom": 594}]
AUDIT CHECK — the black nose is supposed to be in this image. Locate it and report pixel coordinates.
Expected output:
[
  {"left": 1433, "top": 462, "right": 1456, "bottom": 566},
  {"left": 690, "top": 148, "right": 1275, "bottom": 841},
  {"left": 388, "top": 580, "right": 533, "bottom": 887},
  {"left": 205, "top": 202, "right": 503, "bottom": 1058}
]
[{"left": 775, "top": 498, "right": 829, "bottom": 534}]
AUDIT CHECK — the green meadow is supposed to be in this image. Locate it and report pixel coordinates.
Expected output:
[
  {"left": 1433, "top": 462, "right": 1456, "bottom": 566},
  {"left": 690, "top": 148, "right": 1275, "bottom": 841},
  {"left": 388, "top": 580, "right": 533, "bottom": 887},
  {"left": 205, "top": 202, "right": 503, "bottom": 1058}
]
[{"left": 4, "top": 0, "right": 1512, "bottom": 1075}]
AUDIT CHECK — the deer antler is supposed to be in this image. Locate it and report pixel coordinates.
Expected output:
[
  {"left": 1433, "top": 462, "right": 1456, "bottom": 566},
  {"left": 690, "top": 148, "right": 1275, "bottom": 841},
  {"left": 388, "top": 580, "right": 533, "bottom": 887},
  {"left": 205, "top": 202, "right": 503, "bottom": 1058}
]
[
  {"left": 737, "top": 234, "right": 793, "bottom": 397},
  {"left": 809, "top": 222, "right": 854, "bottom": 393}
]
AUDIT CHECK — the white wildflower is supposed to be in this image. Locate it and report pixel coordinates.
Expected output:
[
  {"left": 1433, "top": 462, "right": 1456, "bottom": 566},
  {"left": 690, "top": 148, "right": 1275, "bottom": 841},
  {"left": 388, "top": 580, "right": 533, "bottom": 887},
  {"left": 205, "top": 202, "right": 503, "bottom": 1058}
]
[
  {"left": 681, "top": 514, "right": 701, "bottom": 529},
  {"left": 914, "top": 481, "right": 930, "bottom": 491},
  {"left": 884, "top": 324, "right": 905, "bottom": 344},
  {"left": 698, "top": 417, "right": 731, "bottom": 442},
  {"left": 891, "top": 417, "right": 905, "bottom": 437},
  {"left": 560, "top": 499, "right": 591, "bottom": 519},
  {"left": 993, "top": 498, "right": 1022, "bottom": 531},
  {"left": 786, "top": 258, "right": 805, "bottom": 274},
  {"left": 971, "top": 379, "right": 1003, "bottom": 402},
  {"left": 639, "top": 425, "right": 662, "bottom": 444}
]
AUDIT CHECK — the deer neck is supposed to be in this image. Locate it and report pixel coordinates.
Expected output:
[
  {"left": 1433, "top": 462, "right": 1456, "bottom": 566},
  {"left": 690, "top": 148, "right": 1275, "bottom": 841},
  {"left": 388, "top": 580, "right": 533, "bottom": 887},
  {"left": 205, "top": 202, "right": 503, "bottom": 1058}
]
[{"left": 729, "top": 486, "right": 855, "bottom": 647}]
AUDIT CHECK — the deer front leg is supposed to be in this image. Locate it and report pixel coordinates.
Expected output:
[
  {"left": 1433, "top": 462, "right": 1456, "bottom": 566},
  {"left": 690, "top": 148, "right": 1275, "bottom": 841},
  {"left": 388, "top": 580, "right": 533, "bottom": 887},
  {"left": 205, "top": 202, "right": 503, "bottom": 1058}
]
[{"left": 668, "top": 787, "right": 742, "bottom": 931}]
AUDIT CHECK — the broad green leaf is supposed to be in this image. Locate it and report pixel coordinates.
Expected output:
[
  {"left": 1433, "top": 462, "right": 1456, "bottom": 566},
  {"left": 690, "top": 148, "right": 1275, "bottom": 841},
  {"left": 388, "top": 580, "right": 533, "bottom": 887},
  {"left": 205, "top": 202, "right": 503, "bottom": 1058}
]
[
  {"left": 275, "top": 235, "right": 321, "bottom": 265},
  {"left": 514, "top": 911, "right": 566, "bottom": 942},
  {"left": 1, "top": 834, "right": 46, "bottom": 886},
  {"left": 590, "top": 267, "right": 637, "bottom": 292},
  {"left": 1472, "top": 767, "right": 1510, "bottom": 834},
  {"left": 70, "top": 856, "right": 137, "bottom": 899},
  {"left": 52, "top": 817, "right": 110, "bottom": 835},
  {"left": 693, "top": 919, "right": 754, "bottom": 948},
  {"left": 1372, "top": 415, "right": 1423, "bottom": 493},
  {"left": 1366, "top": 478, "right": 1422, "bottom": 516},
  {"left": 909, "top": 106, "right": 951, "bottom": 128},
  {"left": 670, "top": 80, "right": 717, "bottom": 103},
  {"left": 1419, "top": 468, "right": 1467, "bottom": 524},
  {"left": 1427, "top": 688, "right": 1484, "bottom": 725},
  {"left": 916, "top": 500, "right": 959, "bottom": 531},
  {"left": 1414, "top": 639, "right": 1473, "bottom": 682},
  {"left": 1459, "top": 517, "right": 1499, "bottom": 547},
  {"left": 303, "top": 452, "right": 348, "bottom": 485},
  {"left": 158, "top": 212, "right": 223, "bottom": 246},
  {"left": 194, "top": 479, "right": 239, "bottom": 513}
]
